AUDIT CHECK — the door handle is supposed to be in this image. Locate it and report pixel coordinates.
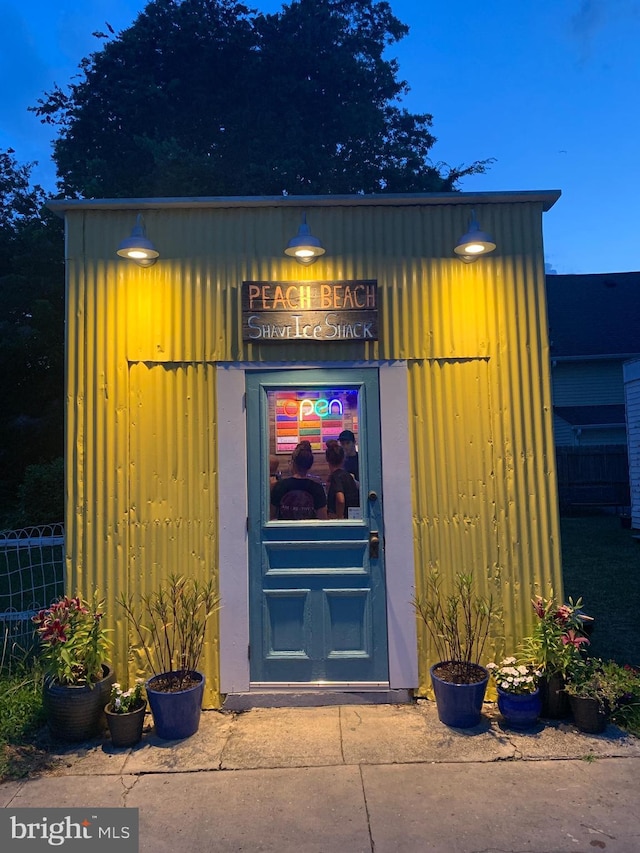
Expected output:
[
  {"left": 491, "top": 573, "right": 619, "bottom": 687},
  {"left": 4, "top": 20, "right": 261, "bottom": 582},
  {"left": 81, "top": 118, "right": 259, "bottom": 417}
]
[{"left": 369, "top": 530, "right": 380, "bottom": 559}]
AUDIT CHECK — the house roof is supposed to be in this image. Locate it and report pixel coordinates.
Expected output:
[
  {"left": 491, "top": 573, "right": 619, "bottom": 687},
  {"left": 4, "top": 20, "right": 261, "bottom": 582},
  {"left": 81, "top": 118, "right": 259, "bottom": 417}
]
[
  {"left": 546, "top": 271, "right": 640, "bottom": 358},
  {"left": 553, "top": 404, "right": 627, "bottom": 427},
  {"left": 47, "top": 189, "right": 561, "bottom": 213}
]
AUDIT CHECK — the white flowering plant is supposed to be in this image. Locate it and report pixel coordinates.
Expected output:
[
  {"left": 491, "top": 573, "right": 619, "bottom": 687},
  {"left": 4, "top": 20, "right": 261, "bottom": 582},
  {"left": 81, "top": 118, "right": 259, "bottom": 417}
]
[
  {"left": 108, "top": 680, "right": 146, "bottom": 714},
  {"left": 487, "top": 657, "right": 541, "bottom": 695}
]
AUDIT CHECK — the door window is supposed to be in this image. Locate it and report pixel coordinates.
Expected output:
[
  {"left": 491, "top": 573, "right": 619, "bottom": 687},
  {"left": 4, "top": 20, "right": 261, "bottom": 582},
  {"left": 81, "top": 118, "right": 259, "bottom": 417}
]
[{"left": 267, "top": 387, "right": 361, "bottom": 520}]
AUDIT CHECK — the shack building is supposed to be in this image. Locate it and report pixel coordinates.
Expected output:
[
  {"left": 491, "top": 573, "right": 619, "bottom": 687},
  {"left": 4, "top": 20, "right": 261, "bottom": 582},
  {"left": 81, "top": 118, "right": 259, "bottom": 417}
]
[{"left": 50, "top": 191, "right": 562, "bottom": 707}]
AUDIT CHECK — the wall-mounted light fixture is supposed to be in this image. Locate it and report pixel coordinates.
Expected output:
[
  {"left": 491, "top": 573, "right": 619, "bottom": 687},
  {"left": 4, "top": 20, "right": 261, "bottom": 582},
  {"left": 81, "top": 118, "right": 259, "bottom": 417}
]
[
  {"left": 284, "top": 213, "right": 325, "bottom": 265},
  {"left": 454, "top": 210, "right": 496, "bottom": 263},
  {"left": 116, "top": 214, "right": 160, "bottom": 267}
]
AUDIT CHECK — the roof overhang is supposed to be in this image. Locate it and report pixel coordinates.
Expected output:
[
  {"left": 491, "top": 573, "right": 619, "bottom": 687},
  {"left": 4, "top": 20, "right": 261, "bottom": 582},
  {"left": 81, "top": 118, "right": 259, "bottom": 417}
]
[{"left": 47, "top": 189, "right": 562, "bottom": 216}]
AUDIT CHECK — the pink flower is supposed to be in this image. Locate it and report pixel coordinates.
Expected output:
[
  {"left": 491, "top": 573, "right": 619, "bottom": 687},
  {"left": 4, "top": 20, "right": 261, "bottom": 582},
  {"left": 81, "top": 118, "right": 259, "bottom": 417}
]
[
  {"left": 555, "top": 604, "right": 572, "bottom": 624},
  {"left": 41, "top": 619, "right": 67, "bottom": 644},
  {"left": 561, "top": 629, "right": 589, "bottom": 649},
  {"left": 531, "top": 597, "right": 546, "bottom": 619}
]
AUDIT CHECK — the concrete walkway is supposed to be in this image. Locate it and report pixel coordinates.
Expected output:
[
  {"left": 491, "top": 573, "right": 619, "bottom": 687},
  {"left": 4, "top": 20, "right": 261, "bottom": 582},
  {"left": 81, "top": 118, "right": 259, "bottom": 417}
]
[{"left": 2, "top": 702, "right": 640, "bottom": 852}]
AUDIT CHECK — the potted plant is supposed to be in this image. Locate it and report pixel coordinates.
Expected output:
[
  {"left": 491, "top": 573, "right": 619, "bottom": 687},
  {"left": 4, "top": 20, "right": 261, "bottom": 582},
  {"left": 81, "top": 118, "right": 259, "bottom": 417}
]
[
  {"left": 413, "top": 569, "right": 496, "bottom": 728},
  {"left": 564, "top": 657, "right": 636, "bottom": 733},
  {"left": 518, "top": 593, "right": 591, "bottom": 719},
  {"left": 33, "top": 592, "right": 115, "bottom": 742},
  {"left": 105, "top": 680, "right": 147, "bottom": 748},
  {"left": 118, "top": 574, "right": 220, "bottom": 740},
  {"left": 486, "top": 657, "right": 542, "bottom": 729}
]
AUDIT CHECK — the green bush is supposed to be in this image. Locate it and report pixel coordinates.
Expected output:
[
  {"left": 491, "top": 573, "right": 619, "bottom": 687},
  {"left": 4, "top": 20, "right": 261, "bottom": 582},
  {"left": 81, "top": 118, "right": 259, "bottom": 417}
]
[
  {"left": 15, "top": 457, "right": 64, "bottom": 527},
  {"left": 0, "top": 662, "right": 48, "bottom": 781}
]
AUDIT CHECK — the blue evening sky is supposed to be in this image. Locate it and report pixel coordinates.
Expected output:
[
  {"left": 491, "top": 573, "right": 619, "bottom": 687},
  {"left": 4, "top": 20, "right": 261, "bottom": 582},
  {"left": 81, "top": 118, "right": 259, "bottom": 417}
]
[{"left": 1, "top": 0, "right": 638, "bottom": 275}]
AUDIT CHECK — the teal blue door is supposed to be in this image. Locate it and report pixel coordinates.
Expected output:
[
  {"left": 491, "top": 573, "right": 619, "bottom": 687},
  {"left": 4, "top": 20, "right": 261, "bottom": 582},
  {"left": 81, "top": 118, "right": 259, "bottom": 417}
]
[{"left": 246, "top": 368, "right": 389, "bottom": 685}]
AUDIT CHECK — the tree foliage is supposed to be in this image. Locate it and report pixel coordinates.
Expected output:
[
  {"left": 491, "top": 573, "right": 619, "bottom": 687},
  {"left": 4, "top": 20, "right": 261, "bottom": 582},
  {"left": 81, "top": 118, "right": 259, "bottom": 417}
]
[
  {"left": 32, "top": 0, "right": 489, "bottom": 197},
  {"left": 0, "top": 150, "right": 64, "bottom": 526}
]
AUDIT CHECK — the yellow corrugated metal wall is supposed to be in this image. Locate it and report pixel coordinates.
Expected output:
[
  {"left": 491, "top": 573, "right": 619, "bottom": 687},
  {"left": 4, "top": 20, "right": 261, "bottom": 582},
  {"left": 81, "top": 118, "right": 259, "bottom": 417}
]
[{"left": 63, "top": 196, "right": 562, "bottom": 704}]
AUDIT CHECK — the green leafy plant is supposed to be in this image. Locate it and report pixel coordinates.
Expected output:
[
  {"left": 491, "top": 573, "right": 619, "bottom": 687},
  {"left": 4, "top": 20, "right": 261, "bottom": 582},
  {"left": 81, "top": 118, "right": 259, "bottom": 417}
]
[
  {"left": 118, "top": 574, "right": 221, "bottom": 692},
  {"left": 0, "top": 661, "right": 49, "bottom": 782},
  {"left": 413, "top": 569, "right": 496, "bottom": 683},
  {"left": 519, "top": 593, "right": 591, "bottom": 677},
  {"left": 107, "top": 680, "right": 145, "bottom": 714},
  {"left": 32, "top": 593, "right": 111, "bottom": 686},
  {"left": 612, "top": 667, "right": 640, "bottom": 736},
  {"left": 486, "top": 657, "right": 541, "bottom": 695},
  {"left": 565, "top": 658, "right": 640, "bottom": 715}
]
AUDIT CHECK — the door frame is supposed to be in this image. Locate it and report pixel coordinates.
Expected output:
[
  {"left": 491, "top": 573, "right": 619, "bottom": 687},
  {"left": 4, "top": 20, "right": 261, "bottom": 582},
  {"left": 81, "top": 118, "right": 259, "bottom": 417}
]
[{"left": 217, "top": 361, "right": 417, "bottom": 694}]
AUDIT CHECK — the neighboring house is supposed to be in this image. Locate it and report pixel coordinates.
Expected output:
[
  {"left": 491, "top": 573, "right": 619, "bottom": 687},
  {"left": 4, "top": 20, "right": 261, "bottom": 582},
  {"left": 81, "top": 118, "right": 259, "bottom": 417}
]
[
  {"left": 623, "top": 359, "right": 640, "bottom": 529},
  {"left": 546, "top": 271, "right": 640, "bottom": 511}
]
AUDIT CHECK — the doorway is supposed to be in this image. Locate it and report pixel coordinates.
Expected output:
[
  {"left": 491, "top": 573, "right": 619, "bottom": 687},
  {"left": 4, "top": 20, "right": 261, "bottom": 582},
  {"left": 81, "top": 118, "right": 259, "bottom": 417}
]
[{"left": 245, "top": 368, "right": 389, "bottom": 685}]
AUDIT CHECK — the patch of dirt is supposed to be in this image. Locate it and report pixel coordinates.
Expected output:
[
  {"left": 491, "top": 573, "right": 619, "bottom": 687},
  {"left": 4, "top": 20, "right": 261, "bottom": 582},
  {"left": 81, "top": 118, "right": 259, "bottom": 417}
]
[{"left": 1, "top": 742, "right": 55, "bottom": 782}]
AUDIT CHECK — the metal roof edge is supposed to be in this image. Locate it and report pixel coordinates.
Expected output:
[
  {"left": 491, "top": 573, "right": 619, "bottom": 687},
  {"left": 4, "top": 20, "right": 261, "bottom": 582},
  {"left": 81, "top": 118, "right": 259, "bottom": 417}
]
[{"left": 47, "top": 189, "right": 562, "bottom": 215}]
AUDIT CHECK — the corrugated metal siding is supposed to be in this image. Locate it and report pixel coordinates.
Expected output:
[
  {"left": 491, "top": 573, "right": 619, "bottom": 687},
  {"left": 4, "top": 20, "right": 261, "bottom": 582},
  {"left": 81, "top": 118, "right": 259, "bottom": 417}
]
[
  {"left": 64, "top": 196, "right": 563, "bottom": 703},
  {"left": 407, "top": 251, "right": 562, "bottom": 693},
  {"left": 128, "top": 363, "right": 219, "bottom": 696},
  {"left": 80, "top": 202, "right": 526, "bottom": 363}
]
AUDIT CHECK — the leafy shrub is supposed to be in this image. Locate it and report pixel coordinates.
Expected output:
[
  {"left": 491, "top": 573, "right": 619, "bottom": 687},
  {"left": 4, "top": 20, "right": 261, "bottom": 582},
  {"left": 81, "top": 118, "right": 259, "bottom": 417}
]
[{"left": 15, "top": 457, "right": 64, "bottom": 526}]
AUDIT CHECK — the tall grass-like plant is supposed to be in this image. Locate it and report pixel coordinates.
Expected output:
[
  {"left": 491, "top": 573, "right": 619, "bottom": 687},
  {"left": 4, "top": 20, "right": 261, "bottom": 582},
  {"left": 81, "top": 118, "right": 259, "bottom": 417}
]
[
  {"left": 413, "top": 569, "right": 496, "bottom": 683},
  {"left": 118, "top": 574, "right": 221, "bottom": 692}
]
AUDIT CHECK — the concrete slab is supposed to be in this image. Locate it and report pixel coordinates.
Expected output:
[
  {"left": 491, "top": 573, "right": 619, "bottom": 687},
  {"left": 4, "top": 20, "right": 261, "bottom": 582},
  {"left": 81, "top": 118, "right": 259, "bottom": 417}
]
[
  {"left": 362, "top": 758, "right": 640, "bottom": 852},
  {"left": 6, "top": 775, "right": 134, "bottom": 808},
  {"left": 123, "top": 710, "right": 234, "bottom": 774},
  {"left": 0, "top": 781, "right": 22, "bottom": 807},
  {"left": 341, "top": 703, "right": 516, "bottom": 764},
  {"left": 484, "top": 704, "right": 640, "bottom": 760},
  {"left": 127, "top": 766, "right": 371, "bottom": 853},
  {"left": 221, "top": 707, "right": 343, "bottom": 769}
]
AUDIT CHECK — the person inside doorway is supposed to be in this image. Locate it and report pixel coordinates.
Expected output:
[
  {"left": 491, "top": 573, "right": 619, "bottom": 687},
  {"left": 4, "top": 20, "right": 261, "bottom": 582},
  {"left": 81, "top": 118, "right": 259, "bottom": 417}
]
[
  {"left": 269, "top": 455, "right": 281, "bottom": 491},
  {"left": 338, "top": 429, "right": 359, "bottom": 482},
  {"left": 270, "top": 440, "right": 328, "bottom": 520},
  {"left": 325, "top": 440, "right": 360, "bottom": 519}
]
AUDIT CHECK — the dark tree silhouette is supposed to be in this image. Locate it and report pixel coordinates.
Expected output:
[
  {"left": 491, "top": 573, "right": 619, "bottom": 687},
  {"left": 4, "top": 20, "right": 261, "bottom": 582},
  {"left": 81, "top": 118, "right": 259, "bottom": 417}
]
[
  {"left": 32, "top": 0, "right": 489, "bottom": 198},
  {"left": 0, "top": 150, "right": 64, "bottom": 525}
]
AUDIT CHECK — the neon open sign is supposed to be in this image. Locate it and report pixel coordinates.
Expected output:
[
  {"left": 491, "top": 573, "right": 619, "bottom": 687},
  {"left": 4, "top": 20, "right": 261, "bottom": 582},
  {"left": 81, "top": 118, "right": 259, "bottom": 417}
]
[{"left": 280, "top": 398, "right": 344, "bottom": 420}]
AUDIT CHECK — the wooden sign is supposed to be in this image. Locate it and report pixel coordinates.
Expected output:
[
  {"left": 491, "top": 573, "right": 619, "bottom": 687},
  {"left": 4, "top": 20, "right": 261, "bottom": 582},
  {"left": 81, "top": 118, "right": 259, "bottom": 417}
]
[{"left": 242, "top": 280, "right": 378, "bottom": 342}]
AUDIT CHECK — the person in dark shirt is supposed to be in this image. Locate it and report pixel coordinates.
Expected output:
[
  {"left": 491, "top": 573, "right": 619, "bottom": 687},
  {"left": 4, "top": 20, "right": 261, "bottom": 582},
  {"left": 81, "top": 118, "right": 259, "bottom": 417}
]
[
  {"left": 325, "top": 440, "right": 360, "bottom": 519},
  {"left": 269, "top": 455, "right": 281, "bottom": 491},
  {"left": 270, "top": 441, "right": 327, "bottom": 520},
  {"left": 338, "top": 429, "right": 359, "bottom": 482}
]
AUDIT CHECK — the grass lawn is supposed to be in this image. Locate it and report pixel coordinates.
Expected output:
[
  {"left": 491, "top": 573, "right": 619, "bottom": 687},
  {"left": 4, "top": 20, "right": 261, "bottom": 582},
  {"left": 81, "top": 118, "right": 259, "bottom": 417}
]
[{"left": 560, "top": 514, "right": 640, "bottom": 666}]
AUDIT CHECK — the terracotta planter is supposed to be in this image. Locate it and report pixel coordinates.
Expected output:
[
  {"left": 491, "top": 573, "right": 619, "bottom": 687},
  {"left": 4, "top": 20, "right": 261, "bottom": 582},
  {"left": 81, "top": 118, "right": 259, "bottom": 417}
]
[
  {"left": 105, "top": 701, "right": 147, "bottom": 748},
  {"left": 43, "top": 664, "right": 116, "bottom": 742}
]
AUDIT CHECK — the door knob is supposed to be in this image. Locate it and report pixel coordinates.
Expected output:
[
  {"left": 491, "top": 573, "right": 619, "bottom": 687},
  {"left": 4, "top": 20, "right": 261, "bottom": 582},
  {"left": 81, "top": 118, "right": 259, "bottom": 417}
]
[
  {"left": 368, "top": 490, "right": 378, "bottom": 502},
  {"left": 369, "top": 530, "right": 380, "bottom": 559}
]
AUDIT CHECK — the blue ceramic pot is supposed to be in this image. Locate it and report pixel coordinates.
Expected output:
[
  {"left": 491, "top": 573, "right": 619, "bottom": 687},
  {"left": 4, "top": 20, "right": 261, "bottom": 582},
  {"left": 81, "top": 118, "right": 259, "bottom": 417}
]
[
  {"left": 146, "top": 670, "right": 205, "bottom": 740},
  {"left": 430, "top": 662, "right": 489, "bottom": 728},
  {"left": 497, "top": 687, "right": 541, "bottom": 729}
]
